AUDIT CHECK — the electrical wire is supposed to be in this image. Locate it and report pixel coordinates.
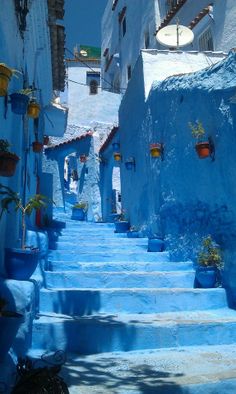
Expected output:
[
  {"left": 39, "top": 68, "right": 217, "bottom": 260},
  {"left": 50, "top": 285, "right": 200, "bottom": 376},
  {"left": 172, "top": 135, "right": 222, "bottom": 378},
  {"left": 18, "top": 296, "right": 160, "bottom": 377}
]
[{"left": 65, "top": 47, "right": 126, "bottom": 93}]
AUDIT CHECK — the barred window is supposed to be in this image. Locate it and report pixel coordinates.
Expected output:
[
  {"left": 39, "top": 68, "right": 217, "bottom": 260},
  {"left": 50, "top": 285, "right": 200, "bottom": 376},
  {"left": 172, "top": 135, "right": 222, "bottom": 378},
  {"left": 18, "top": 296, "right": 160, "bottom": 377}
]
[{"left": 199, "top": 28, "right": 214, "bottom": 51}]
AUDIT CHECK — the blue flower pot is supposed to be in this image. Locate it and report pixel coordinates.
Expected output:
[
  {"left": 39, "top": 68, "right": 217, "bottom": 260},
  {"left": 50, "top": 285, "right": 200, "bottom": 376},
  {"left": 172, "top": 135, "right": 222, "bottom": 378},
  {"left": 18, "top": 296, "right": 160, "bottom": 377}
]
[
  {"left": 0, "top": 312, "right": 24, "bottom": 362},
  {"left": 71, "top": 207, "right": 86, "bottom": 221},
  {"left": 195, "top": 266, "right": 217, "bottom": 288},
  {"left": 5, "top": 247, "right": 39, "bottom": 280},
  {"left": 125, "top": 161, "right": 134, "bottom": 170},
  {"left": 114, "top": 221, "right": 130, "bottom": 233},
  {"left": 112, "top": 142, "right": 120, "bottom": 152},
  {"left": 127, "top": 231, "right": 140, "bottom": 238},
  {"left": 148, "top": 238, "right": 165, "bottom": 252},
  {"left": 10, "top": 93, "right": 30, "bottom": 115},
  {"left": 109, "top": 213, "right": 120, "bottom": 222}
]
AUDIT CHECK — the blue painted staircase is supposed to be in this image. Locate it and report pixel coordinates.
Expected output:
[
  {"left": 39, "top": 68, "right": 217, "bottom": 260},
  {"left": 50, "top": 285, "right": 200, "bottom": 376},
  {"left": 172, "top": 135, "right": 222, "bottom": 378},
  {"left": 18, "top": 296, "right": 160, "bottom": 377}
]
[{"left": 31, "top": 213, "right": 236, "bottom": 393}]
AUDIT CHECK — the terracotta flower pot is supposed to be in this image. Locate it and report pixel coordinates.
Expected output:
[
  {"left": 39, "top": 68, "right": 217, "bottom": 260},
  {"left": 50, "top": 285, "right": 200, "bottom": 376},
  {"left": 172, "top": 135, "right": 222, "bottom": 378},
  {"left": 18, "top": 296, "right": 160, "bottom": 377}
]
[
  {"left": 0, "top": 64, "right": 13, "bottom": 96},
  {"left": 43, "top": 136, "right": 49, "bottom": 145},
  {"left": 0, "top": 151, "right": 19, "bottom": 177},
  {"left": 27, "top": 101, "right": 40, "bottom": 118},
  {"left": 195, "top": 142, "right": 211, "bottom": 158},
  {"left": 80, "top": 154, "right": 87, "bottom": 163},
  {"left": 32, "top": 141, "right": 43, "bottom": 153}
]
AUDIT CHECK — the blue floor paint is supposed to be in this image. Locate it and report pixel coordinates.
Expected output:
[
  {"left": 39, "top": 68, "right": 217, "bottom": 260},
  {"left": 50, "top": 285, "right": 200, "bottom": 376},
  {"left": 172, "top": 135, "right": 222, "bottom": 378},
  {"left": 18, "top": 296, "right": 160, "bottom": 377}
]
[{"left": 29, "top": 209, "right": 236, "bottom": 392}]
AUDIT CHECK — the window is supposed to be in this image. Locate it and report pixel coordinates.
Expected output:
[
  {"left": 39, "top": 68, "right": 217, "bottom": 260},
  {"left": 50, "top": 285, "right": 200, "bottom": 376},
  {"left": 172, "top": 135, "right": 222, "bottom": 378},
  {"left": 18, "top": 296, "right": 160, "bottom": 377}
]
[
  {"left": 199, "top": 28, "right": 214, "bottom": 51},
  {"left": 86, "top": 71, "right": 100, "bottom": 94},
  {"left": 119, "top": 7, "right": 127, "bottom": 38},
  {"left": 89, "top": 80, "right": 98, "bottom": 95},
  {"left": 127, "top": 65, "right": 132, "bottom": 81}
]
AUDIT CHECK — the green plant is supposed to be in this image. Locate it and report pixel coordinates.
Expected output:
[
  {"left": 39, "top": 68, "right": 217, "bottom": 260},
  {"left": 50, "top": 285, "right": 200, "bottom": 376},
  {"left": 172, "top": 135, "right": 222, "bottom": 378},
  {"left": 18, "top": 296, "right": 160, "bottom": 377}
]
[
  {"left": 73, "top": 202, "right": 88, "bottom": 210},
  {"left": 0, "top": 139, "right": 11, "bottom": 152},
  {"left": 0, "top": 184, "right": 50, "bottom": 249},
  {"left": 197, "top": 236, "right": 223, "bottom": 269},
  {"left": 189, "top": 121, "right": 205, "bottom": 140}
]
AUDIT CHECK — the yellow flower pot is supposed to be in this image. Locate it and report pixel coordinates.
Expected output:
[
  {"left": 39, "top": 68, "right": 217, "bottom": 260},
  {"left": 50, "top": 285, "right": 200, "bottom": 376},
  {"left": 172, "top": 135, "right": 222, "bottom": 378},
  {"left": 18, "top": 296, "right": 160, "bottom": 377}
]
[
  {"left": 0, "top": 64, "right": 13, "bottom": 96},
  {"left": 150, "top": 143, "right": 162, "bottom": 158},
  {"left": 27, "top": 102, "right": 40, "bottom": 118},
  {"left": 113, "top": 152, "right": 121, "bottom": 161}
]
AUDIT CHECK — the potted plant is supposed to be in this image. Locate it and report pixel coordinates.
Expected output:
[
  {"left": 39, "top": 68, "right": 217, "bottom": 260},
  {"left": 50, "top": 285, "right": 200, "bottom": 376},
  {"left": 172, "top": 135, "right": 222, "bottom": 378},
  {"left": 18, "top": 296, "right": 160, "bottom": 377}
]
[
  {"left": 0, "top": 63, "right": 20, "bottom": 96},
  {"left": 43, "top": 136, "right": 50, "bottom": 145},
  {"left": 113, "top": 152, "right": 122, "bottom": 161},
  {"left": 71, "top": 202, "right": 88, "bottom": 221},
  {"left": 114, "top": 210, "right": 130, "bottom": 233},
  {"left": 27, "top": 99, "right": 40, "bottom": 118},
  {"left": 147, "top": 236, "right": 165, "bottom": 252},
  {"left": 0, "top": 184, "right": 49, "bottom": 280},
  {"left": 0, "top": 139, "right": 20, "bottom": 177},
  {"left": 32, "top": 140, "right": 43, "bottom": 153},
  {"left": 195, "top": 235, "right": 223, "bottom": 288},
  {"left": 10, "top": 88, "right": 33, "bottom": 115},
  {"left": 0, "top": 297, "right": 24, "bottom": 362},
  {"left": 112, "top": 142, "right": 120, "bottom": 152},
  {"left": 127, "top": 226, "right": 140, "bottom": 238},
  {"left": 189, "top": 121, "right": 214, "bottom": 159},
  {"left": 150, "top": 143, "right": 164, "bottom": 159},
  {"left": 125, "top": 157, "right": 135, "bottom": 170}
]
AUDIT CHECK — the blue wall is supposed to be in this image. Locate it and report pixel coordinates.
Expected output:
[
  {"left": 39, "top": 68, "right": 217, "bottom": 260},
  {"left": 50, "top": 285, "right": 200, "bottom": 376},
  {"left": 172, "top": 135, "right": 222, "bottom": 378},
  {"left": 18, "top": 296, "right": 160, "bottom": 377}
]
[{"left": 118, "top": 50, "right": 236, "bottom": 300}]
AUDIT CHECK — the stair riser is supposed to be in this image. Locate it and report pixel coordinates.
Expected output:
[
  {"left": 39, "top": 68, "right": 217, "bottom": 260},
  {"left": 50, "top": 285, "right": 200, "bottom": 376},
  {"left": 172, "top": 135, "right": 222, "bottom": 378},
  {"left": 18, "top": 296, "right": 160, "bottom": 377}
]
[
  {"left": 40, "top": 289, "right": 227, "bottom": 314},
  {"left": 47, "top": 252, "right": 170, "bottom": 263},
  {"left": 32, "top": 320, "right": 236, "bottom": 354},
  {"left": 44, "top": 272, "right": 195, "bottom": 289},
  {"left": 47, "top": 261, "right": 193, "bottom": 272},
  {"left": 53, "top": 245, "right": 149, "bottom": 252}
]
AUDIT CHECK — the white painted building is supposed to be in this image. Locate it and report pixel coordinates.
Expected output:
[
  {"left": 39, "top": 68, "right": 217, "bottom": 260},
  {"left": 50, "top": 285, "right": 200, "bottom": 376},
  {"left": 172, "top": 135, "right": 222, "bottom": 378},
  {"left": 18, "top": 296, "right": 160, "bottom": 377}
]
[{"left": 101, "top": 0, "right": 236, "bottom": 92}]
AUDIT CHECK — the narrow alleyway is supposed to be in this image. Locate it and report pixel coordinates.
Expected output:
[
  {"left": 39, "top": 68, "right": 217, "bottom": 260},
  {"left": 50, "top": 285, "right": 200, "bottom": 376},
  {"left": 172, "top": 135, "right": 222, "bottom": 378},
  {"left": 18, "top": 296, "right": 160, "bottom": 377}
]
[{"left": 31, "top": 209, "right": 236, "bottom": 393}]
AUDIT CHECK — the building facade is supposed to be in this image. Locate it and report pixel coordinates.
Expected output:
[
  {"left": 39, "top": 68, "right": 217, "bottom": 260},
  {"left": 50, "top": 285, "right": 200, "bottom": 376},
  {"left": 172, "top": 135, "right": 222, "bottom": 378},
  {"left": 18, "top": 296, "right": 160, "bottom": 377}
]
[{"left": 101, "top": 0, "right": 236, "bottom": 92}]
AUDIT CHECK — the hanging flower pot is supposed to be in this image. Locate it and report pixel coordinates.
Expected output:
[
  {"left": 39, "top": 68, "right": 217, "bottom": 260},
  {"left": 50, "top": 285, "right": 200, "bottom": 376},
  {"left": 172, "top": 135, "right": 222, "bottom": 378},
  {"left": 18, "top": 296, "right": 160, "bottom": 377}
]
[
  {"left": 32, "top": 141, "right": 43, "bottom": 153},
  {"left": 0, "top": 64, "right": 13, "bottom": 96},
  {"left": 195, "top": 141, "right": 211, "bottom": 159},
  {"left": 112, "top": 142, "right": 120, "bottom": 152},
  {"left": 0, "top": 152, "right": 19, "bottom": 177},
  {"left": 0, "top": 139, "right": 20, "bottom": 177},
  {"left": 125, "top": 157, "right": 135, "bottom": 170},
  {"left": 10, "top": 92, "right": 30, "bottom": 115},
  {"left": 150, "top": 143, "right": 163, "bottom": 158},
  {"left": 80, "top": 154, "right": 87, "bottom": 163},
  {"left": 43, "top": 136, "right": 49, "bottom": 145},
  {"left": 113, "top": 152, "right": 121, "bottom": 161},
  {"left": 27, "top": 100, "right": 40, "bottom": 118}
]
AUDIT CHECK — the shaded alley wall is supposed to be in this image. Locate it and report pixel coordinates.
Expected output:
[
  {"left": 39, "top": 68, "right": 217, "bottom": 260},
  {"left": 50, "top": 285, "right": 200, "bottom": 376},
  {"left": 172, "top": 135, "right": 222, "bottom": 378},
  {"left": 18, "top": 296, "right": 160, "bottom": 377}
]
[{"left": 119, "top": 50, "right": 236, "bottom": 299}]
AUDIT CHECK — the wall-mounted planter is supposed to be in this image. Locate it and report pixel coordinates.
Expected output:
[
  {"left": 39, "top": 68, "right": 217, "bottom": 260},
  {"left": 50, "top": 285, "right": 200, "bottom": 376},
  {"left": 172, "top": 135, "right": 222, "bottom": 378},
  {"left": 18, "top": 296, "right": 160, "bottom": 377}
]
[
  {"left": 114, "top": 221, "right": 130, "bottom": 233},
  {"left": 43, "top": 136, "right": 49, "bottom": 145},
  {"left": 27, "top": 101, "right": 40, "bottom": 118},
  {"left": 112, "top": 142, "right": 120, "bottom": 152},
  {"left": 0, "top": 311, "right": 24, "bottom": 362},
  {"left": 195, "top": 266, "right": 217, "bottom": 288},
  {"left": 113, "top": 152, "right": 121, "bottom": 161},
  {"left": 0, "top": 152, "right": 19, "bottom": 177},
  {"left": 125, "top": 157, "right": 135, "bottom": 170},
  {"left": 32, "top": 141, "right": 43, "bottom": 153},
  {"left": 5, "top": 247, "right": 39, "bottom": 280},
  {"left": 148, "top": 238, "right": 165, "bottom": 252},
  {"left": 150, "top": 143, "right": 164, "bottom": 159},
  {"left": 0, "top": 64, "right": 13, "bottom": 96},
  {"left": 71, "top": 207, "right": 86, "bottom": 221},
  {"left": 195, "top": 138, "right": 214, "bottom": 160},
  {"left": 10, "top": 93, "right": 30, "bottom": 115},
  {"left": 80, "top": 154, "right": 87, "bottom": 163}
]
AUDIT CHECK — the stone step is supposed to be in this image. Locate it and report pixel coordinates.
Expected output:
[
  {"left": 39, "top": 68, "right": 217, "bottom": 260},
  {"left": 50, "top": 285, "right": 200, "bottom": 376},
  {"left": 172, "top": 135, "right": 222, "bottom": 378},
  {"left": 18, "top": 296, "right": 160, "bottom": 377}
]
[
  {"left": 57, "top": 345, "right": 236, "bottom": 393},
  {"left": 52, "top": 242, "right": 149, "bottom": 252},
  {"left": 39, "top": 288, "right": 227, "bottom": 315},
  {"left": 47, "top": 250, "right": 170, "bottom": 263},
  {"left": 47, "top": 260, "right": 193, "bottom": 272},
  {"left": 44, "top": 270, "right": 195, "bottom": 289},
  {"left": 32, "top": 309, "right": 236, "bottom": 354}
]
